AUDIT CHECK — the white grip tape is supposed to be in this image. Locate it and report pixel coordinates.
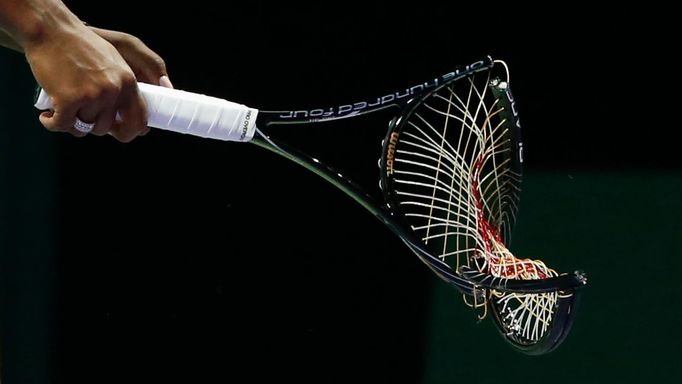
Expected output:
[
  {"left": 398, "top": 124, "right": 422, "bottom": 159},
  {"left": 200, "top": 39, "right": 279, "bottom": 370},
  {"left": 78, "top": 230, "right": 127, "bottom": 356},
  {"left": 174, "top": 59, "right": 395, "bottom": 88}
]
[{"left": 34, "top": 82, "right": 259, "bottom": 142}]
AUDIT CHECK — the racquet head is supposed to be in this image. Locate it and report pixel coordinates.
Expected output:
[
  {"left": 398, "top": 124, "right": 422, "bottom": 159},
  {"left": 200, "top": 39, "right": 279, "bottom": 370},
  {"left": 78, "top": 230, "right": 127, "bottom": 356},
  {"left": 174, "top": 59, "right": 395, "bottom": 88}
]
[{"left": 378, "top": 58, "right": 583, "bottom": 354}]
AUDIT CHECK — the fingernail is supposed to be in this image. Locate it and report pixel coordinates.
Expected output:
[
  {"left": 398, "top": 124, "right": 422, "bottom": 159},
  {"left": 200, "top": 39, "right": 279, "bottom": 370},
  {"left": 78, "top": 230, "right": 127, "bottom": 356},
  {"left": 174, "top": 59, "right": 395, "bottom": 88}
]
[{"left": 160, "top": 75, "right": 174, "bottom": 89}]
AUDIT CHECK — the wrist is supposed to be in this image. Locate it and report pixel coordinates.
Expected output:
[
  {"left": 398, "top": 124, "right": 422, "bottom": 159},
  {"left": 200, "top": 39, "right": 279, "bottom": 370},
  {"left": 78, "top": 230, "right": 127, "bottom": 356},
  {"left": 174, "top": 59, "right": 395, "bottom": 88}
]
[{"left": 0, "top": 1, "right": 84, "bottom": 49}]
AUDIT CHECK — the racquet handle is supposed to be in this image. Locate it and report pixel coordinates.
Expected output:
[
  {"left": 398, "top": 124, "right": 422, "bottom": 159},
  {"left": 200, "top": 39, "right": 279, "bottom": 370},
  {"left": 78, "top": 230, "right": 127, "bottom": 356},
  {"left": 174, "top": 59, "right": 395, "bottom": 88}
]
[{"left": 34, "top": 82, "right": 259, "bottom": 142}]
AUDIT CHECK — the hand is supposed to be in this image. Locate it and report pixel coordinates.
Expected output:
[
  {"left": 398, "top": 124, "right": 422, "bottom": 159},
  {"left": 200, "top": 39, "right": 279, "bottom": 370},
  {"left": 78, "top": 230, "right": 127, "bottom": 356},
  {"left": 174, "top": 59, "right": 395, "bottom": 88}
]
[
  {"left": 90, "top": 27, "right": 173, "bottom": 89},
  {"left": 24, "top": 22, "right": 150, "bottom": 142}
]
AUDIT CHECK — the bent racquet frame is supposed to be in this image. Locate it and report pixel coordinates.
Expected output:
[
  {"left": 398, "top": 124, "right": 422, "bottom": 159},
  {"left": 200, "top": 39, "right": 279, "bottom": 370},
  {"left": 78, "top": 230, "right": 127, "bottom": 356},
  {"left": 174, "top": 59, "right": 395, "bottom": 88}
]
[{"left": 251, "top": 56, "right": 586, "bottom": 354}]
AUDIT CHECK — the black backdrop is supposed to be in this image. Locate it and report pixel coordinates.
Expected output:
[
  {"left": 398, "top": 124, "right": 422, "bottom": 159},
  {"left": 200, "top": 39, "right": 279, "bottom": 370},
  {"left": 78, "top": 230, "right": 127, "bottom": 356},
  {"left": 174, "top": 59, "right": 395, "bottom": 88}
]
[{"left": 1, "top": 2, "right": 674, "bottom": 383}]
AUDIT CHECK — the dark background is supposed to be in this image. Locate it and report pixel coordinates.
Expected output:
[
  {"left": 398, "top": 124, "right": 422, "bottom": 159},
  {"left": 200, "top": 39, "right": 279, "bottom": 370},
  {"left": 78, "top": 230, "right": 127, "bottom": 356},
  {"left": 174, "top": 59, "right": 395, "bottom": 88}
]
[{"left": 1, "top": 2, "right": 675, "bottom": 383}]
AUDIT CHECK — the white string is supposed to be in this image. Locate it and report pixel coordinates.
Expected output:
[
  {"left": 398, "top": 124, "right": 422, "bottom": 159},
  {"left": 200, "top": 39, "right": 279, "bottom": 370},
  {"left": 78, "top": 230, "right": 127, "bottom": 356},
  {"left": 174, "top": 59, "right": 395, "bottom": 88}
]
[{"left": 388, "top": 65, "right": 562, "bottom": 343}]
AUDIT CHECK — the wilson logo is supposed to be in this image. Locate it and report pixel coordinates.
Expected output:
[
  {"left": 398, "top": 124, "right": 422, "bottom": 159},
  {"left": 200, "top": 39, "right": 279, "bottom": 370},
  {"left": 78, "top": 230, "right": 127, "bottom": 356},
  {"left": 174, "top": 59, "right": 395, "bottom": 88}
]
[{"left": 385, "top": 132, "right": 400, "bottom": 174}]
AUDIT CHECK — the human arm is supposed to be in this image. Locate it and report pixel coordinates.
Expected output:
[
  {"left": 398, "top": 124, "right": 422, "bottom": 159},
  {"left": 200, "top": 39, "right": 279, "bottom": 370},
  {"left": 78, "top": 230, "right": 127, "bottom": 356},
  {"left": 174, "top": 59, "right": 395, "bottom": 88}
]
[
  {"left": 0, "top": 0, "right": 166, "bottom": 141},
  {"left": 0, "top": 24, "right": 173, "bottom": 88}
]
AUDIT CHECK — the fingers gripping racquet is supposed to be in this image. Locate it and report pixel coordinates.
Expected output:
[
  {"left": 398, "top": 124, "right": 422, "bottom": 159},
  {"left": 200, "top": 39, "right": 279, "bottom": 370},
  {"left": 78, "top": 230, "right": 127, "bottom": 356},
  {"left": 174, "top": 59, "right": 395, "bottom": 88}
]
[{"left": 35, "top": 56, "right": 586, "bottom": 354}]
